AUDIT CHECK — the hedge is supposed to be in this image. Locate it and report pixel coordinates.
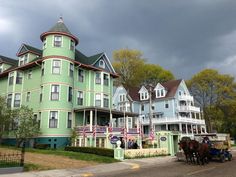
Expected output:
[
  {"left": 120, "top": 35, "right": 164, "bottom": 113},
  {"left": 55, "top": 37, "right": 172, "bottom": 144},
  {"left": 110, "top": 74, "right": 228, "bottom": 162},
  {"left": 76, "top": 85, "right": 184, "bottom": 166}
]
[{"left": 64, "top": 146, "right": 114, "bottom": 157}]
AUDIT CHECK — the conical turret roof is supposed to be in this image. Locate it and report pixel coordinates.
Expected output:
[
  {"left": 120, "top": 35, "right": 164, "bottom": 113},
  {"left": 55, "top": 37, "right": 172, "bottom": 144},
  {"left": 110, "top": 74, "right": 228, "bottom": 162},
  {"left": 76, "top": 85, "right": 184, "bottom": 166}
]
[{"left": 40, "top": 17, "right": 78, "bottom": 45}]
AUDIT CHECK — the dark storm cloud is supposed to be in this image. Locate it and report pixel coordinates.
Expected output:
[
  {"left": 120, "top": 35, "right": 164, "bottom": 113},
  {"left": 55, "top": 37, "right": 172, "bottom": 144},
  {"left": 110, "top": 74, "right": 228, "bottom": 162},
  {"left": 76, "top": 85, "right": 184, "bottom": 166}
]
[{"left": 1, "top": 0, "right": 236, "bottom": 79}]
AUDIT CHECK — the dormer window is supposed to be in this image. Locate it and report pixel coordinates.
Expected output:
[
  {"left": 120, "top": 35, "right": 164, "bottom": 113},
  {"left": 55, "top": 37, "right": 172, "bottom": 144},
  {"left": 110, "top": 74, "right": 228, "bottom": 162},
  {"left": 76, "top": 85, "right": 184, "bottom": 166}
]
[
  {"left": 156, "top": 89, "right": 165, "bottom": 98},
  {"left": 99, "top": 59, "right": 105, "bottom": 68},
  {"left": 19, "top": 54, "right": 28, "bottom": 66},
  {"left": 140, "top": 92, "right": 148, "bottom": 100},
  {"left": 54, "top": 35, "right": 62, "bottom": 47}
]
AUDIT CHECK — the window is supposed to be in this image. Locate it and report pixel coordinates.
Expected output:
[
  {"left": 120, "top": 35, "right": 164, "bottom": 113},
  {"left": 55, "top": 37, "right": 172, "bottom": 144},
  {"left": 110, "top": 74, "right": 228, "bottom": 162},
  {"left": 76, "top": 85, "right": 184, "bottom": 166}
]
[
  {"left": 9, "top": 72, "right": 14, "bottom": 85},
  {"left": 119, "top": 94, "right": 125, "bottom": 102},
  {"left": 67, "top": 112, "right": 72, "bottom": 128},
  {"left": 141, "top": 104, "right": 144, "bottom": 111},
  {"left": 103, "top": 73, "right": 109, "bottom": 86},
  {"left": 70, "top": 40, "right": 75, "bottom": 51},
  {"left": 49, "top": 111, "right": 58, "bottom": 128},
  {"left": 156, "top": 89, "right": 165, "bottom": 98},
  {"left": 99, "top": 59, "right": 105, "bottom": 68},
  {"left": 19, "top": 55, "right": 27, "bottom": 66},
  {"left": 152, "top": 105, "right": 155, "bottom": 110},
  {"left": 140, "top": 92, "right": 148, "bottom": 100},
  {"left": 33, "top": 114, "right": 38, "bottom": 125},
  {"left": 77, "top": 91, "right": 83, "bottom": 105},
  {"left": 40, "top": 86, "right": 43, "bottom": 102},
  {"left": 14, "top": 93, "right": 21, "bottom": 107},
  {"left": 41, "top": 62, "right": 45, "bottom": 76},
  {"left": 69, "top": 63, "right": 74, "bottom": 77},
  {"left": 52, "top": 60, "right": 61, "bottom": 74},
  {"left": 54, "top": 35, "right": 62, "bottom": 47},
  {"left": 16, "top": 72, "right": 22, "bottom": 84},
  {"left": 68, "top": 87, "right": 72, "bottom": 102},
  {"left": 26, "top": 92, "right": 30, "bottom": 102},
  {"left": 95, "top": 93, "right": 101, "bottom": 107},
  {"left": 103, "top": 94, "right": 109, "bottom": 108},
  {"left": 51, "top": 85, "right": 59, "bottom": 101},
  {"left": 7, "top": 94, "right": 12, "bottom": 107},
  {"left": 95, "top": 73, "right": 101, "bottom": 84},
  {"left": 43, "top": 38, "right": 47, "bottom": 49},
  {"left": 28, "top": 70, "right": 32, "bottom": 79},
  {"left": 78, "top": 69, "right": 84, "bottom": 82},
  {"left": 165, "top": 101, "right": 169, "bottom": 108}
]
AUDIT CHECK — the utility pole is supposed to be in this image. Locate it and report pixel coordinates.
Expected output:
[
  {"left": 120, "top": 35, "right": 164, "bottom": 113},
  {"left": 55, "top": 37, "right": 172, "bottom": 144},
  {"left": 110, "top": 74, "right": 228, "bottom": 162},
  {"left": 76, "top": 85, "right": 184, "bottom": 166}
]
[{"left": 149, "top": 86, "right": 154, "bottom": 141}]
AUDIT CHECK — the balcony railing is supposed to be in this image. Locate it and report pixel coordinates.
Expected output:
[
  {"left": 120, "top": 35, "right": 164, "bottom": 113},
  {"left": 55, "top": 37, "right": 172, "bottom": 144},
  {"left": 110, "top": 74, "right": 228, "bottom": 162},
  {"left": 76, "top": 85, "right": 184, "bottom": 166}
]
[
  {"left": 142, "top": 117, "right": 205, "bottom": 125},
  {"left": 75, "top": 125, "right": 140, "bottom": 135},
  {"left": 177, "top": 105, "right": 200, "bottom": 112},
  {"left": 179, "top": 95, "right": 193, "bottom": 101}
]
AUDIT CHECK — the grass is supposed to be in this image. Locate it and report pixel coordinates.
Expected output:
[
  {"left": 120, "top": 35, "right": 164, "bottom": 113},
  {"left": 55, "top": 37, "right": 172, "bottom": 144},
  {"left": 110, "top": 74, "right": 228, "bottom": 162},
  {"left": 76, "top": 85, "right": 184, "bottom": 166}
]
[
  {"left": 26, "top": 148, "right": 119, "bottom": 163},
  {"left": 0, "top": 145, "right": 119, "bottom": 163}
]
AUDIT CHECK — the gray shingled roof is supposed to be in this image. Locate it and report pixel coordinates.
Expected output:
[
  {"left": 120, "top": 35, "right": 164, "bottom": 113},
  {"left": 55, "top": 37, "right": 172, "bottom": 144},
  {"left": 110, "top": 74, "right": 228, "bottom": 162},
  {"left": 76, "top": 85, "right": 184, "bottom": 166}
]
[
  {"left": 48, "top": 17, "right": 72, "bottom": 35},
  {"left": 0, "top": 55, "right": 18, "bottom": 66},
  {"left": 75, "top": 49, "right": 103, "bottom": 65},
  {"left": 24, "top": 44, "right": 42, "bottom": 55}
]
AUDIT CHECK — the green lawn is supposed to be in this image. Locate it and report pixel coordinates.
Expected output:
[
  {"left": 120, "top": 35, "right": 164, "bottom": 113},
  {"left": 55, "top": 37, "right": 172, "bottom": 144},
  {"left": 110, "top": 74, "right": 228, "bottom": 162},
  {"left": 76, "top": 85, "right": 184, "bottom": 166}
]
[
  {"left": 0, "top": 146, "right": 119, "bottom": 164},
  {"left": 26, "top": 148, "right": 119, "bottom": 163}
]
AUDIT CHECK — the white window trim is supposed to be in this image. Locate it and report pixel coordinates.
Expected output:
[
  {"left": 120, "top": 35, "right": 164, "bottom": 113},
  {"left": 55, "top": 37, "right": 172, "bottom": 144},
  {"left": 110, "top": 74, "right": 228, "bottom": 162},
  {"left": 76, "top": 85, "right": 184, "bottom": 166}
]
[
  {"left": 52, "top": 35, "right": 63, "bottom": 48},
  {"left": 67, "top": 112, "right": 72, "bottom": 128},
  {"left": 69, "top": 39, "right": 75, "bottom": 51},
  {"left": 50, "top": 84, "right": 60, "bottom": 101},
  {"left": 99, "top": 59, "right": 105, "bottom": 68},
  {"left": 51, "top": 59, "right": 61, "bottom": 75},
  {"left": 26, "top": 91, "right": 31, "bottom": 102},
  {"left": 48, "top": 110, "right": 59, "bottom": 128},
  {"left": 68, "top": 62, "right": 74, "bottom": 77},
  {"left": 43, "top": 38, "right": 47, "bottom": 49},
  {"left": 78, "top": 68, "right": 85, "bottom": 82}
]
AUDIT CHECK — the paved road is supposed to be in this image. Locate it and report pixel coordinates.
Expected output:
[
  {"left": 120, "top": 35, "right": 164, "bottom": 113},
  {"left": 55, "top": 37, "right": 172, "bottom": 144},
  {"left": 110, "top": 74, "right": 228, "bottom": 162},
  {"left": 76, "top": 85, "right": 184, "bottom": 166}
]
[{"left": 96, "top": 151, "right": 236, "bottom": 177}]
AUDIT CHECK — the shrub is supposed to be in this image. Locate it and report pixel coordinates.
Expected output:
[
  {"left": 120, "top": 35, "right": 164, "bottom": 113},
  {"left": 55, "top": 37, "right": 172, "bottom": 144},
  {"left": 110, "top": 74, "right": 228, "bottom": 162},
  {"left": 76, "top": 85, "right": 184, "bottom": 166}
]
[
  {"left": 65, "top": 146, "right": 114, "bottom": 157},
  {"left": 34, "top": 144, "right": 50, "bottom": 149}
]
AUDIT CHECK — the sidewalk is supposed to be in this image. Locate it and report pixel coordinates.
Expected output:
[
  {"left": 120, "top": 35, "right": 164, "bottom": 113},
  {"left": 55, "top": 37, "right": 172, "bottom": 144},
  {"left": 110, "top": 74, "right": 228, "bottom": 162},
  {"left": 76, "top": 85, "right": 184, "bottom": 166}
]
[{"left": 0, "top": 156, "right": 176, "bottom": 177}]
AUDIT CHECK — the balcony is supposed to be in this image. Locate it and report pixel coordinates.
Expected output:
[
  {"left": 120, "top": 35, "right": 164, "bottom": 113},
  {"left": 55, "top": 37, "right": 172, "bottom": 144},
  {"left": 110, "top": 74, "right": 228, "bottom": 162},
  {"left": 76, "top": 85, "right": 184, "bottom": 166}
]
[
  {"left": 179, "top": 95, "right": 193, "bottom": 101},
  {"left": 177, "top": 105, "right": 200, "bottom": 112},
  {"left": 142, "top": 117, "right": 205, "bottom": 125}
]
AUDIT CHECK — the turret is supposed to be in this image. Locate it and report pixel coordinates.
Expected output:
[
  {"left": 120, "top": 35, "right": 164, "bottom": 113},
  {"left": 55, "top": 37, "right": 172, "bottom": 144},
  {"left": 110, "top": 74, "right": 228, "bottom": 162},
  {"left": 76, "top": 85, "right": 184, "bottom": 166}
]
[{"left": 40, "top": 17, "right": 78, "bottom": 59}]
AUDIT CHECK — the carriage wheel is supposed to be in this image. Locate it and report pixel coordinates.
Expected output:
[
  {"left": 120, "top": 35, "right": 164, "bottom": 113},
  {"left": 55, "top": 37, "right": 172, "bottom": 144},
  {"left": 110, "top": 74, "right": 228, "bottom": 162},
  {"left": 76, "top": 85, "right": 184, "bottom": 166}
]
[{"left": 220, "top": 154, "right": 225, "bottom": 163}]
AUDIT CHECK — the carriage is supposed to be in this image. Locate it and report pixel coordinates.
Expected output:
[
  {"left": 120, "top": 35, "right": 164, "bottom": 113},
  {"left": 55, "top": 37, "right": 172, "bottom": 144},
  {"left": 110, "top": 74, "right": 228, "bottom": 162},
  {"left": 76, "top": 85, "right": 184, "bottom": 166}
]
[{"left": 194, "top": 133, "right": 233, "bottom": 162}]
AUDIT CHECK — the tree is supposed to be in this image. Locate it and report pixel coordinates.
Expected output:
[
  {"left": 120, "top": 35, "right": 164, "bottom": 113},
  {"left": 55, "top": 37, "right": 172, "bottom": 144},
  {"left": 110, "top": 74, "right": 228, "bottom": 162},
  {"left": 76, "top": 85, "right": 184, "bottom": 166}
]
[
  {"left": 141, "top": 64, "right": 174, "bottom": 85},
  {"left": 187, "top": 69, "right": 236, "bottom": 133},
  {"left": 0, "top": 96, "right": 12, "bottom": 144},
  {"left": 112, "top": 48, "right": 174, "bottom": 87},
  {"left": 113, "top": 48, "right": 145, "bottom": 88},
  {"left": 12, "top": 106, "right": 40, "bottom": 147}
]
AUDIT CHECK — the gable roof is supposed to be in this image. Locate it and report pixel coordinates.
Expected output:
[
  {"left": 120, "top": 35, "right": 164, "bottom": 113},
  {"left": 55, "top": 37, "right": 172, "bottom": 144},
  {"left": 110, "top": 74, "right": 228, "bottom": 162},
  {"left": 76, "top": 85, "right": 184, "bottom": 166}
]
[
  {"left": 17, "top": 44, "right": 42, "bottom": 57},
  {"left": 161, "top": 79, "right": 182, "bottom": 98},
  {"left": 126, "top": 79, "right": 182, "bottom": 102},
  {"left": 0, "top": 55, "right": 18, "bottom": 66}
]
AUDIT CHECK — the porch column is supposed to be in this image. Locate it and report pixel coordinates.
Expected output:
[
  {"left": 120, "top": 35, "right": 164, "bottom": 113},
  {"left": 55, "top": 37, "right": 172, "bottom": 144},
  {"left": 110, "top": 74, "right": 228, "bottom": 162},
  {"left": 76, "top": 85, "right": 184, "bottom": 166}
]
[
  {"left": 186, "top": 124, "right": 188, "bottom": 135},
  {"left": 196, "top": 125, "right": 198, "bottom": 134},
  {"left": 179, "top": 123, "right": 182, "bottom": 133},
  {"left": 110, "top": 112, "right": 113, "bottom": 127},
  {"left": 165, "top": 124, "right": 168, "bottom": 131},
  {"left": 191, "top": 124, "right": 193, "bottom": 135},
  {"left": 89, "top": 110, "right": 93, "bottom": 131}
]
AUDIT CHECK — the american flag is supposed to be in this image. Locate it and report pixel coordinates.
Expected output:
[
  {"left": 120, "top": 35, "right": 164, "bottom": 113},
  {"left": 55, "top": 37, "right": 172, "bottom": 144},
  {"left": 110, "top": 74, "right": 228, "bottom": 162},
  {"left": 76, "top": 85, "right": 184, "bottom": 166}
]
[
  {"left": 108, "top": 126, "right": 113, "bottom": 139},
  {"left": 83, "top": 127, "right": 86, "bottom": 138},
  {"left": 149, "top": 128, "right": 154, "bottom": 141},
  {"left": 92, "top": 126, "right": 96, "bottom": 138},
  {"left": 123, "top": 128, "right": 127, "bottom": 140}
]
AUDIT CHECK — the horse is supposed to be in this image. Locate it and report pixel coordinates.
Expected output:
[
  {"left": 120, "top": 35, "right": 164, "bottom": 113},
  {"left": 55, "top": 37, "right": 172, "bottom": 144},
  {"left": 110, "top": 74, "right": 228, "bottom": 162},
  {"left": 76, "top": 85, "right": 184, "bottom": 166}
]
[
  {"left": 178, "top": 137, "right": 195, "bottom": 164},
  {"left": 189, "top": 140, "right": 210, "bottom": 165},
  {"left": 188, "top": 140, "right": 200, "bottom": 164}
]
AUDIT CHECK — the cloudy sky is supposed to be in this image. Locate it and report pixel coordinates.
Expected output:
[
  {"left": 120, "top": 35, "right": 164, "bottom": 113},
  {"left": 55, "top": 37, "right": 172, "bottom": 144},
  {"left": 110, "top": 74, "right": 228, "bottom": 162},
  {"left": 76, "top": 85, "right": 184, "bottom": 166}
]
[{"left": 1, "top": 0, "right": 236, "bottom": 79}]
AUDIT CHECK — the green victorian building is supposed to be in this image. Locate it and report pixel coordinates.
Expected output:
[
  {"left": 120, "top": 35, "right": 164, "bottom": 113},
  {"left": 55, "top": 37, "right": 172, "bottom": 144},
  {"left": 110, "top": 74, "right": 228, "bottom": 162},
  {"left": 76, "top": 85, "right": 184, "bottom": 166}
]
[{"left": 0, "top": 18, "right": 138, "bottom": 148}]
